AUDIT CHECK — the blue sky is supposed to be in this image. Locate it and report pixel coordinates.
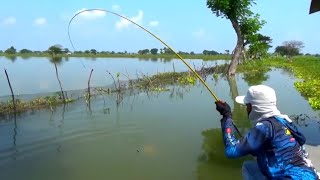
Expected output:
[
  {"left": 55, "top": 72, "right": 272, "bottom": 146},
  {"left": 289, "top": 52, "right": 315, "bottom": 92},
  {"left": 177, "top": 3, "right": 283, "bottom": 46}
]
[{"left": 0, "top": 0, "right": 319, "bottom": 54}]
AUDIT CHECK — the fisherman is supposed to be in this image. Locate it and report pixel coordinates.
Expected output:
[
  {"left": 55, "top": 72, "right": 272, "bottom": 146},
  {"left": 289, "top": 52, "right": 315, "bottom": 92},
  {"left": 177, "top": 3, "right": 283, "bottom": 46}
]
[{"left": 215, "top": 85, "right": 320, "bottom": 179}]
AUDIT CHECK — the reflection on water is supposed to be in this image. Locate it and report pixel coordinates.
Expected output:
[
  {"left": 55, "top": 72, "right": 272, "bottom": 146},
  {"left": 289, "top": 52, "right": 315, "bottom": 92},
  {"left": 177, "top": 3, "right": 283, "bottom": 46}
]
[
  {"left": 197, "top": 128, "right": 251, "bottom": 179},
  {"left": 242, "top": 70, "right": 269, "bottom": 86},
  {"left": 0, "top": 58, "right": 319, "bottom": 179},
  {"left": 5, "top": 56, "right": 17, "bottom": 62},
  {"left": 49, "top": 57, "right": 63, "bottom": 66},
  {"left": 197, "top": 75, "right": 251, "bottom": 180}
]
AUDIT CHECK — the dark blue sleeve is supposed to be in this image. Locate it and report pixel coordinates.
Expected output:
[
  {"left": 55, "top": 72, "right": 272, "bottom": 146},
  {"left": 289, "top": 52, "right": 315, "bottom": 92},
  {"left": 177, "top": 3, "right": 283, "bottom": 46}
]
[{"left": 221, "top": 116, "right": 273, "bottom": 158}]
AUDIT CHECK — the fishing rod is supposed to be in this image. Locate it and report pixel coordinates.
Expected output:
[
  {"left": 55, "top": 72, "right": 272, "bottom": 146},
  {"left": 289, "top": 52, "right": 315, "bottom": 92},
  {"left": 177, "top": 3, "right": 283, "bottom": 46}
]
[
  {"left": 67, "top": 9, "right": 242, "bottom": 137},
  {"left": 68, "top": 8, "right": 219, "bottom": 101}
]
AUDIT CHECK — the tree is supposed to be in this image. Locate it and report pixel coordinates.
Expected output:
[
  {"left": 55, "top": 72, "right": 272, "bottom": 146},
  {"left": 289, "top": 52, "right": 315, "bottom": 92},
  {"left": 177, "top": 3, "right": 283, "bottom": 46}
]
[
  {"left": 162, "top": 47, "right": 174, "bottom": 54},
  {"left": 203, "top": 50, "right": 219, "bottom": 55},
  {"left": 138, "top": 49, "right": 149, "bottom": 54},
  {"left": 48, "top": 44, "right": 63, "bottom": 56},
  {"left": 274, "top": 40, "right": 304, "bottom": 58},
  {"left": 246, "top": 34, "right": 272, "bottom": 59},
  {"left": 4, "top": 46, "right": 16, "bottom": 54},
  {"left": 90, "top": 49, "right": 97, "bottom": 54},
  {"left": 74, "top": 51, "right": 83, "bottom": 54},
  {"left": 64, "top": 48, "right": 70, "bottom": 53},
  {"left": 207, "top": 0, "right": 265, "bottom": 75},
  {"left": 150, "top": 48, "right": 158, "bottom": 55},
  {"left": 20, "top": 49, "right": 32, "bottom": 54}
]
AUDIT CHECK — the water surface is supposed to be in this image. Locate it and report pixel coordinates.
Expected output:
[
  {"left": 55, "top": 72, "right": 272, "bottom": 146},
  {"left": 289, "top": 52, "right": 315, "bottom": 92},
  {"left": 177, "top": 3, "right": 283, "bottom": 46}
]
[{"left": 0, "top": 57, "right": 319, "bottom": 180}]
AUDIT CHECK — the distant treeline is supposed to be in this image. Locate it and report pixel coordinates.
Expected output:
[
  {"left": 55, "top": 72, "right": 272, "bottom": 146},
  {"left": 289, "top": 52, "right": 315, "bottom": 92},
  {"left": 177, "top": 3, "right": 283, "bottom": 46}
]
[
  {"left": 0, "top": 45, "right": 229, "bottom": 56},
  {"left": 1, "top": 44, "right": 319, "bottom": 58}
]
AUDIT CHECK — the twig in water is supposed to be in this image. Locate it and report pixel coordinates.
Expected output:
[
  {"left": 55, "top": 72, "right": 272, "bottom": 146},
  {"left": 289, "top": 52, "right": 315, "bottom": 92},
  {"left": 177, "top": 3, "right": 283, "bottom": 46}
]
[
  {"left": 173, "top": 62, "right": 175, "bottom": 73},
  {"left": 106, "top": 70, "right": 118, "bottom": 91},
  {"left": 4, "top": 69, "right": 16, "bottom": 113},
  {"left": 54, "top": 63, "right": 66, "bottom": 102},
  {"left": 87, "top": 69, "right": 94, "bottom": 100}
]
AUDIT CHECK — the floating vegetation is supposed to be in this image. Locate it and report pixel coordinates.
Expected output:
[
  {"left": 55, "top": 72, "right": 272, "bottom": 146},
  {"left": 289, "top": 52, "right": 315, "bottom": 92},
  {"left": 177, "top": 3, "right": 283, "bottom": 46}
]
[{"left": 0, "top": 94, "right": 74, "bottom": 116}]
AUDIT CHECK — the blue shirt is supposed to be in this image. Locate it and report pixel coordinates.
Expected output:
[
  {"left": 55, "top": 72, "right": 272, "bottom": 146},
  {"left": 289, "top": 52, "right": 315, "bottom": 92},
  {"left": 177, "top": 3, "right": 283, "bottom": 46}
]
[{"left": 221, "top": 115, "right": 319, "bottom": 179}]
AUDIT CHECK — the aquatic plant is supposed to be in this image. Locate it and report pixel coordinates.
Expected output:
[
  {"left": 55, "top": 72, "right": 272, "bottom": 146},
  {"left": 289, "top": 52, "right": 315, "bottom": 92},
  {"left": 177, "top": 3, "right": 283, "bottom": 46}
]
[{"left": 0, "top": 95, "right": 74, "bottom": 116}]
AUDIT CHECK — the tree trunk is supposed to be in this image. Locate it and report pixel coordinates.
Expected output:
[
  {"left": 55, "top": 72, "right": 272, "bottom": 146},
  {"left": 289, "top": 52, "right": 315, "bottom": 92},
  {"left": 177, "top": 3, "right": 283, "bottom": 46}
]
[{"left": 228, "top": 19, "right": 244, "bottom": 76}]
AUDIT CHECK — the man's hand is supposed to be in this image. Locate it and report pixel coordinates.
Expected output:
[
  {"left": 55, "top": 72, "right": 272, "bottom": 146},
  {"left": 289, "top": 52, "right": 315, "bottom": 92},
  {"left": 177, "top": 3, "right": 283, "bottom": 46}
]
[{"left": 215, "top": 100, "right": 232, "bottom": 118}]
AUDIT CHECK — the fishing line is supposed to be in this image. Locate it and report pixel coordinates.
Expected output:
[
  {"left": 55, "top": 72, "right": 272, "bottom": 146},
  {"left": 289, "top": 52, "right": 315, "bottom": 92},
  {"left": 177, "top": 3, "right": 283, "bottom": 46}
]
[
  {"left": 68, "top": 9, "right": 242, "bottom": 137},
  {"left": 68, "top": 8, "right": 219, "bottom": 101}
]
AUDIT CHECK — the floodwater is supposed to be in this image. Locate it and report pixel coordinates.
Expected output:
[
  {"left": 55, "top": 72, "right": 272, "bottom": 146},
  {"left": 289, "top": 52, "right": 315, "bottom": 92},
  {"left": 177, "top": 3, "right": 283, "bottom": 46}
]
[{"left": 0, "top": 57, "right": 319, "bottom": 180}]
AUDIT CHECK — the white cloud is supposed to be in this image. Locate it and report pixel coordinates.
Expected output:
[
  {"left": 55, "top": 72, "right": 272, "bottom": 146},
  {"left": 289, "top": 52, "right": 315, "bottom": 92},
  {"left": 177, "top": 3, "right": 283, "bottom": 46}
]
[
  {"left": 192, "top": 29, "right": 206, "bottom": 39},
  {"left": 34, "top": 17, "right": 47, "bottom": 25},
  {"left": 149, "top": 21, "right": 159, "bottom": 27},
  {"left": 112, "top": 5, "right": 121, "bottom": 12},
  {"left": 2, "top": 17, "right": 16, "bottom": 25},
  {"left": 75, "top": 8, "right": 106, "bottom": 20},
  {"left": 115, "top": 10, "right": 143, "bottom": 30}
]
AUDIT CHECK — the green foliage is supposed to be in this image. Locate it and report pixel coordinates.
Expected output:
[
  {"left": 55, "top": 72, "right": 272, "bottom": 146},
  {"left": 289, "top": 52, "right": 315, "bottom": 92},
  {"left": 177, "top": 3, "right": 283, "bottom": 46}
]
[
  {"left": 48, "top": 45, "right": 63, "bottom": 56},
  {"left": 178, "top": 75, "right": 197, "bottom": 85},
  {"left": 206, "top": 0, "right": 254, "bottom": 19},
  {"left": 20, "top": 49, "right": 32, "bottom": 54},
  {"left": 162, "top": 47, "right": 174, "bottom": 55},
  {"left": 203, "top": 50, "right": 219, "bottom": 55},
  {"left": 4, "top": 46, "right": 16, "bottom": 54},
  {"left": 90, "top": 49, "right": 97, "bottom": 54},
  {"left": 150, "top": 48, "right": 158, "bottom": 55},
  {"left": 247, "top": 34, "right": 272, "bottom": 59},
  {"left": 138, "top": 49, "right": 150, "bottom": 54}
]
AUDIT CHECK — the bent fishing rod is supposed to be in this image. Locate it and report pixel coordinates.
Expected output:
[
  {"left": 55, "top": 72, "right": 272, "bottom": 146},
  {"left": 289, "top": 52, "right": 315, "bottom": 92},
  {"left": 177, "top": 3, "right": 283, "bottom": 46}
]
[{"left": 68, "top": 9, "right": 242, "bottom": 137}]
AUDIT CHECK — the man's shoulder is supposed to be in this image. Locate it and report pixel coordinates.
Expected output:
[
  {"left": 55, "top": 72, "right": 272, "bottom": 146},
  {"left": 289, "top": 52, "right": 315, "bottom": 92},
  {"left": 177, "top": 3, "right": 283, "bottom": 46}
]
[{"left": 256, "top": 117, "right": 275, "bottom": 127}]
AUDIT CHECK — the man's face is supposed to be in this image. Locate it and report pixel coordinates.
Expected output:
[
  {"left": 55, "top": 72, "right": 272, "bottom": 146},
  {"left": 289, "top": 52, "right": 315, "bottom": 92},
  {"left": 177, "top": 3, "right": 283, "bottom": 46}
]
[{"left": 246, "top": 103, "right": 252, "bottom": 116}]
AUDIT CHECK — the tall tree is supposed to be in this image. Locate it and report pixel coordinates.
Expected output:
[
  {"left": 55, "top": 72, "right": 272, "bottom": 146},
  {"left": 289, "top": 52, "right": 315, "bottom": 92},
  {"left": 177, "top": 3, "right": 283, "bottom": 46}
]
[
  {"left": 4, "top": 46, "right": 17, "bottom": 54},
  {"left": 90, "top": 49, "right": 97, "bottom": 54},
  {"left": 48, "top": 44, "right": 63, "bottom": 56},
  {"left": 207, "top": 0, "right": 265, "bottom": 75},
  {"left": 150, "top": 48, "right": 158, "bottom": 55},
  {"left": 246, "top": 34, "right": 272, "bottom": 59}
]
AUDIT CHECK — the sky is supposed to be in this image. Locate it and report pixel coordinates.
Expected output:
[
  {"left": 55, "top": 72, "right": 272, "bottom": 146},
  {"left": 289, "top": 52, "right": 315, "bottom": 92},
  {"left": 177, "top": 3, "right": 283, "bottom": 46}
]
[{"left": 0, "top": 0, "right": 319, "bottom": 54}]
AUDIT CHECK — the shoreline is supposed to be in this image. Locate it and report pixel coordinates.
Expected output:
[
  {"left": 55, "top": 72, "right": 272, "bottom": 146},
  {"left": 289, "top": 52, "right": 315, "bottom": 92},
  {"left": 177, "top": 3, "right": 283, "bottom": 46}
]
[{"left": 0, "top": 53, "right": 231, "bottom": 61}]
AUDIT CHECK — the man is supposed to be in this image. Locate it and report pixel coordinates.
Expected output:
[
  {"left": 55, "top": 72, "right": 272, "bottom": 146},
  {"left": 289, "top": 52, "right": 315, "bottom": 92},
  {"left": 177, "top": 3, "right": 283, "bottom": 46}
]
[{"left": 215, "top": 85, "right": 319, "bottom": 179}]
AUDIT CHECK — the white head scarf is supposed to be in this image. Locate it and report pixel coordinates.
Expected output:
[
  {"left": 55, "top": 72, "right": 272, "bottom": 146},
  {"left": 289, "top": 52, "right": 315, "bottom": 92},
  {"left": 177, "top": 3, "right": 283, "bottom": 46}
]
[{"left": 235, "top": 85, "right": 292, "bottom": 123}]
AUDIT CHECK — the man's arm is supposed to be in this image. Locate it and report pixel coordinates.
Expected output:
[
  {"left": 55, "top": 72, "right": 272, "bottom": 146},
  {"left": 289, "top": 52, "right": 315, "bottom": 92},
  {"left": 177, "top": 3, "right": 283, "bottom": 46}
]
[{"left": 221, "top": 116, "right": 272, "bottom": 158}]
